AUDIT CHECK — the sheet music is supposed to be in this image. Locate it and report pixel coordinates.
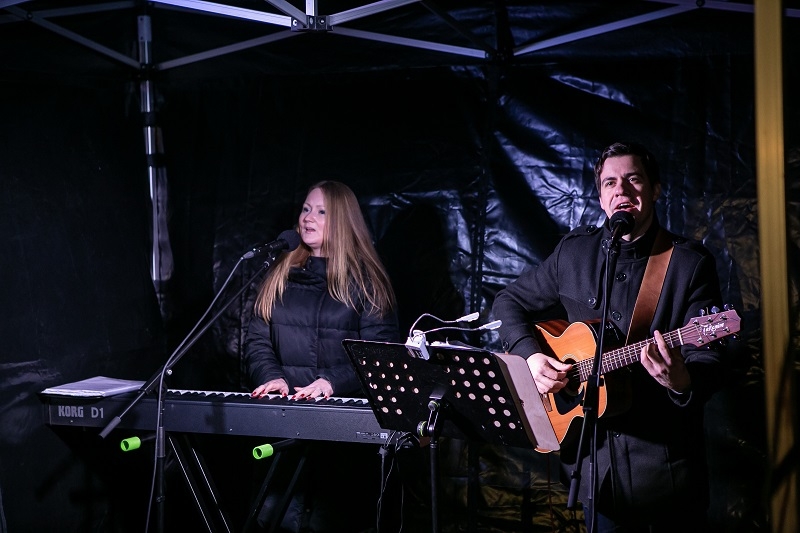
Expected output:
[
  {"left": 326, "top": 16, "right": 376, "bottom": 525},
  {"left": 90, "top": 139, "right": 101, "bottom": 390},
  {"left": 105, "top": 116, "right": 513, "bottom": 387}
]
[{"left": 40, "top": 376, "right": 144, "bottom": 397}]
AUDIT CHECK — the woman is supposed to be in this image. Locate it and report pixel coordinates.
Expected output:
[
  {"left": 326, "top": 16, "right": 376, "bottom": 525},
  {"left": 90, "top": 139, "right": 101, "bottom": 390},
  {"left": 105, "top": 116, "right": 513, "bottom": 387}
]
[
  {"left": 243, "top": 181, "right": 399, "bottom": 532},
  {"left": 244, "top": 180, "right": 399, "bottom": 400}
]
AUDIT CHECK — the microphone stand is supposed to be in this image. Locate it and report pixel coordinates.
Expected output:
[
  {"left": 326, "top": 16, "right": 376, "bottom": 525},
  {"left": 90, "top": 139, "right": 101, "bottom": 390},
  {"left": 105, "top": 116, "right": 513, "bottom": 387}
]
[
  {"left": 98, "top": 250, "right": 281, "bottom": 533},
  {"left": 566, "top": 230, "right": 624, "bottom": 533}
]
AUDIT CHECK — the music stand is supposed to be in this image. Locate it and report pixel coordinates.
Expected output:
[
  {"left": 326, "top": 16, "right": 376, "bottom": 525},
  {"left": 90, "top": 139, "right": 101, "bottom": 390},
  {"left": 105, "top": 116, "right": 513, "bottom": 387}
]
[{"left": 342, "top": 340, "right": 558, "bottom": 533}]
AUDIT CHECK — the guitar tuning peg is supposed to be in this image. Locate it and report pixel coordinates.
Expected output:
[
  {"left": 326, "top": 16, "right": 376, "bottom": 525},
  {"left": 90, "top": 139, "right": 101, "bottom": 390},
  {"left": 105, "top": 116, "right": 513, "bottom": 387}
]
[
  {"left": 723, "top": 303, "right": 734, "bottom": 311},
  {"left": 699, "top": 308, "right": 707, "bottom": 316},
  {"left": 711, "top": 306, "right": 720, "bottom": 314}
]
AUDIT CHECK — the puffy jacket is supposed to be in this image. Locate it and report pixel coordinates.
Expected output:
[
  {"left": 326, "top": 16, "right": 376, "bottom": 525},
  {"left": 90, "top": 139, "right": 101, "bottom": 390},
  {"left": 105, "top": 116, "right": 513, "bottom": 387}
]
[{"left": 244, "top": 256, "right": 400, "bottom": 397}]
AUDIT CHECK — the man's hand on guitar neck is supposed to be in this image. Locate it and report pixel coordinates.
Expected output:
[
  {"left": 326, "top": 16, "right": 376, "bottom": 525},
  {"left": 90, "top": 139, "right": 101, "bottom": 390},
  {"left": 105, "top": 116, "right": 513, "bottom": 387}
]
[
  {"left": 640, "top": 330, "right": 692, "bottom": 394},
  {"left": 528, "top": 352, "right": 573, "bottom": 395}
]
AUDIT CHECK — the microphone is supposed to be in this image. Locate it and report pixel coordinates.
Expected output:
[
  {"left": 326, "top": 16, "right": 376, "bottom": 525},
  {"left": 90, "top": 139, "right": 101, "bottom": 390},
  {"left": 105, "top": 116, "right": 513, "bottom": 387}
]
[
  {"left": 608, "top": 211, "right": 635, "bottom": 246},
  {"left": 241, "top": 229, "right": 302, "bottom": 259}
]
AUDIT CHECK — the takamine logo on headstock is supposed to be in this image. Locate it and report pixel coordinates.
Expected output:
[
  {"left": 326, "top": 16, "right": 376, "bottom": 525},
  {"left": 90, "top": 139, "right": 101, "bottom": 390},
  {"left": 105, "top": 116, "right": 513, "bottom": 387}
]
[{"left": 694, "top": 305, "right": 741, "bottom": 346}]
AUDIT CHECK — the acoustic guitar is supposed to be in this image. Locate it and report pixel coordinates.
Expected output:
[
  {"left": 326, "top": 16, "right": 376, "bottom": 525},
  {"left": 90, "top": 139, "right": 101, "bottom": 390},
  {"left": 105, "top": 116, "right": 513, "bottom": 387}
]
[{"left": 531, "top": 307, "right": 740, "bottom": 452}]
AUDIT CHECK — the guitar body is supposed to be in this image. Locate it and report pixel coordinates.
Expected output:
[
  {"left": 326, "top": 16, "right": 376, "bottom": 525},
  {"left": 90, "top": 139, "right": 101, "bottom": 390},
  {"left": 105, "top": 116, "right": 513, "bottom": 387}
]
[{"left": 534, "top": 320, "right": 631, "bottom": 450}]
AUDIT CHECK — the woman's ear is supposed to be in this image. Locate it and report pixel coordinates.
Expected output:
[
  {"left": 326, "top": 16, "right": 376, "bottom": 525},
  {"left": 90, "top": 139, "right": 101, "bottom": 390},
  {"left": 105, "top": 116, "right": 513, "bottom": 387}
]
[{"left": 653, "top": 183, "right": 662, "bottom": 202}]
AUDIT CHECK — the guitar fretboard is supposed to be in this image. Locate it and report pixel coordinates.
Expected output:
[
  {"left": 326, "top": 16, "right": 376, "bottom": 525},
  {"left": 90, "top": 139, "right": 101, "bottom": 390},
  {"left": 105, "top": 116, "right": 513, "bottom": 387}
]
[{"left": 573, "top": 311, "right": 737, "bottom": 382}]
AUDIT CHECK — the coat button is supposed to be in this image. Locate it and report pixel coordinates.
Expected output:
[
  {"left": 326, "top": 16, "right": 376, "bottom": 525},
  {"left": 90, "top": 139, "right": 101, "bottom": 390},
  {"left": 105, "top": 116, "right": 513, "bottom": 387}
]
[
  {"left": 588, "top": 297, "right": 597, "bottom": 306},
  {"left": 615, "top": 272, "right": 627, "bottom": 282},
  {"left": 611, "top": 311, "right": 622, "bottom": 321},
  {"left": 613, "top": 432, "right": 621, "bottom": 438}
]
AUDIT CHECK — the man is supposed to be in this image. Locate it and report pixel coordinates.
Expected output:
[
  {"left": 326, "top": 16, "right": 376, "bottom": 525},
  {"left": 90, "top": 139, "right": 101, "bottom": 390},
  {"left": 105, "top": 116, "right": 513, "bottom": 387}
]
[{"left": 492, "top": 141, "right": 725, "bottom": 531}]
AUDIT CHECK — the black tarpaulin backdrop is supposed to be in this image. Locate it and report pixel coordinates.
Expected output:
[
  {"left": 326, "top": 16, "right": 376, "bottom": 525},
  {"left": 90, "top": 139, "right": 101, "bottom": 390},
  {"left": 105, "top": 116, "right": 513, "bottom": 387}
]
[{"left": 1, "top": 1, "right": 796, "bottom": 532}]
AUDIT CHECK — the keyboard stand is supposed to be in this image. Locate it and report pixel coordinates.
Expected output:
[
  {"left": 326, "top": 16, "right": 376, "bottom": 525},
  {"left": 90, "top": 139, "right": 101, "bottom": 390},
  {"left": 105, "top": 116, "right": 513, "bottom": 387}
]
[
  {"left": 243, "top": 439, "right": 310, "bottom": 533},
  {"left": 167, "top": 433, "right": 235, "bottom": 532},
  {"left": 116, "top": 430, "right": 233, "bottom": 532}
]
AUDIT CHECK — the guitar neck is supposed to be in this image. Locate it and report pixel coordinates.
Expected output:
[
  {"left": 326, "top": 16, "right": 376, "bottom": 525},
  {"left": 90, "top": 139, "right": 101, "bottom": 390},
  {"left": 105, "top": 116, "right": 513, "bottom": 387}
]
[{"left": 575, "top": 321, "right": 708, "bottom": 382}]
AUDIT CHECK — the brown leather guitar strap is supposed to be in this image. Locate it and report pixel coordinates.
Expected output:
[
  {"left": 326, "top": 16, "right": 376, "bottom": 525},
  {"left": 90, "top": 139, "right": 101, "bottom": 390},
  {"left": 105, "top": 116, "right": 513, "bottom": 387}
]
[{"left": 625, "top": 228, "right": 674, "bottom": 344}]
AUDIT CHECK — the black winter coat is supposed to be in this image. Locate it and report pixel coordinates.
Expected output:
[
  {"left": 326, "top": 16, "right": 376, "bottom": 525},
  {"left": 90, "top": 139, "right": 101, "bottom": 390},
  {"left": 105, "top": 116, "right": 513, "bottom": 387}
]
[
  {"left": 492, "top": 218, "right": 725, "bottom": 522},
  {"left": 244, "top": 256, "right": 400, "bottom": 397}
]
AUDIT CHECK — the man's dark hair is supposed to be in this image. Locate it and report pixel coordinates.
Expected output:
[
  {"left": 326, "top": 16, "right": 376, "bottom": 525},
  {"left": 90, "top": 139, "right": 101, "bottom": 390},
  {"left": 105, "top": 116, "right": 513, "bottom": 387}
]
[{"left": 593, "top": 141, "right": 661, "bottom": 192}]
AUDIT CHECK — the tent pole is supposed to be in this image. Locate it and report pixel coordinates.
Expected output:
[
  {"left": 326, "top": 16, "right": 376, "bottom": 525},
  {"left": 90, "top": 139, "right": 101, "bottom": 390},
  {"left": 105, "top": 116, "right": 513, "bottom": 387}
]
[
  {"left": 138, "top": 12, "right": 172, "bottom": 530},
  {"left": 139, "top": 13, "right": 174, "bottom": 322},
  {"left": 754, "top": 1, "right": 798, "bottom": 532}
]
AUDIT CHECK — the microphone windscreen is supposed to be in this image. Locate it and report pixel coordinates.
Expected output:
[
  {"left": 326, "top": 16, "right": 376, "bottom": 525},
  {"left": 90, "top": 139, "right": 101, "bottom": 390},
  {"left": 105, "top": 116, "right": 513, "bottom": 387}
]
[
  {"left": 278, "top": 229, "right": 302, "bottom": 252},
  {"left": 609, "top": 211, "right": 635, "bottom": 234}
]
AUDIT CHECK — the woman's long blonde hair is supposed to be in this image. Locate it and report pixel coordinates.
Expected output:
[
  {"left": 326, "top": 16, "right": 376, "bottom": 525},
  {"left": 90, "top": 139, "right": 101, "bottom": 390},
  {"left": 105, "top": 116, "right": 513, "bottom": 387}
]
[{"left": 254, "top": 181, "right": 396, "bottom": 322}]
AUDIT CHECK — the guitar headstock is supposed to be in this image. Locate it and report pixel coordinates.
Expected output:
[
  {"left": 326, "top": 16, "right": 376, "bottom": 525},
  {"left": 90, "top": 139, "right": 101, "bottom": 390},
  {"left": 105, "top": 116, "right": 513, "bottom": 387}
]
[{"left": 687, "top": 305, "right": 741, "bottom": 347}]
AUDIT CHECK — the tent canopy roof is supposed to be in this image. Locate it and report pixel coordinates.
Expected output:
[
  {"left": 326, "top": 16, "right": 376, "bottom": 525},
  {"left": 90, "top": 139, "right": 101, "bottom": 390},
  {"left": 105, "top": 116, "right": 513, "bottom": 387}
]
[{"left": 2, "top": 0, "right": 784, "bottom": 86}]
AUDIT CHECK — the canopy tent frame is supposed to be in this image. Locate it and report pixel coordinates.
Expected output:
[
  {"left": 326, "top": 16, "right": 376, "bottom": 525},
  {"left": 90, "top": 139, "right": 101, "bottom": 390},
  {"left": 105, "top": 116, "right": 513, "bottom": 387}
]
[{"left": 2, "top": 1, "right": 796, "bottom": 530}]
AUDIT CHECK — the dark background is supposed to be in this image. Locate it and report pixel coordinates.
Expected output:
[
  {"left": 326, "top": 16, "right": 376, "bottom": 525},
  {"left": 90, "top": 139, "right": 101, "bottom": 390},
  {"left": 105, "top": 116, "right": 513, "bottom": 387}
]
[{"left": 1, "top": 1, "right": 797, "bottom": 531}]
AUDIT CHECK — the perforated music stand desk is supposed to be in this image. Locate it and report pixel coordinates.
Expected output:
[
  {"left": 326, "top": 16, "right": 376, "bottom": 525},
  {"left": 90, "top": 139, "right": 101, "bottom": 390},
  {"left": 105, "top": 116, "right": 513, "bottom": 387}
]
[{"left": 342, "top": 340, "right": 558, "bottom": 533}]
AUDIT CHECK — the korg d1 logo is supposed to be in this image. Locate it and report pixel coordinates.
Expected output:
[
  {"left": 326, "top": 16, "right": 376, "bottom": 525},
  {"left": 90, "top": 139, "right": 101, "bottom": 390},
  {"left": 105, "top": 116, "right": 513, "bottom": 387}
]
[{"left": 57, "top": 405, "right": 104, "bottom": 419}]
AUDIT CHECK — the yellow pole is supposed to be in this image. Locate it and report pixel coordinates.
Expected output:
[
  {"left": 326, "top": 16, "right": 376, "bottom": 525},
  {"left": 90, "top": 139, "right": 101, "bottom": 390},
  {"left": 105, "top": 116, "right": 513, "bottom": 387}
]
[{"left": 754, "top": 1, "right": 797, "bottom": 532}]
